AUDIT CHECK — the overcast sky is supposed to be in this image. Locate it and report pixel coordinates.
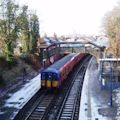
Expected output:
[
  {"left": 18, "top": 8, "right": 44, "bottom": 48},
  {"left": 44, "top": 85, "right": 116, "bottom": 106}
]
[{"left": 19, "top": 0, "right": 118, "bottom": 36}]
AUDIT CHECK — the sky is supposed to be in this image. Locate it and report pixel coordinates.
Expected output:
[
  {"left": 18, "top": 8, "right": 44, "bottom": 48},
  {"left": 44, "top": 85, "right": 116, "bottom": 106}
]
[{"left": 19, "top": 0, "right": 119, "bottom": 36}]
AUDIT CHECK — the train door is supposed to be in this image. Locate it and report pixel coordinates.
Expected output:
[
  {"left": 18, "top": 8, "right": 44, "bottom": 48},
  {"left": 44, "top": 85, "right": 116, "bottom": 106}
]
[
  {"left": 41, "top": 72, "right": 52, "bottom": 88},
  {"left": 52, "top": 73, "right": 59, "bottom": 88},
  {"left": 46, "top": 72, "right": 53, "bottom": 88}
]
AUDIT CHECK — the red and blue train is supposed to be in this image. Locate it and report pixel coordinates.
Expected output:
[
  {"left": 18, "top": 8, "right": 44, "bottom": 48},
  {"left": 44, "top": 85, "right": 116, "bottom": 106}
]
[{"left": 41, "top": 53, "right": 86, "bottom": 89}]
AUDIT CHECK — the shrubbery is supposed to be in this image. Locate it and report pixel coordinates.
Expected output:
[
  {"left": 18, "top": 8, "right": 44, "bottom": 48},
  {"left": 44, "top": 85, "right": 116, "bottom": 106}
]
[
  {"left": 20, "top": 53, "right": 32, "bottom": 65},
  {"left": 20, "top": 53, "right": 41, "bottom": 70},
  {"left": 0, "top": 74, "right": 6, "bottom": 87},
  {"left": 0, "top": 56, "right": 18, "bottom": 70}
]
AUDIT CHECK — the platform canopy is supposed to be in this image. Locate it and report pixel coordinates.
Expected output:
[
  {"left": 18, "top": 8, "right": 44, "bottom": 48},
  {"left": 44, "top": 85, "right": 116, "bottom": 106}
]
[{"left": 99, "top": 58, "right": 120, "bottom": 62}]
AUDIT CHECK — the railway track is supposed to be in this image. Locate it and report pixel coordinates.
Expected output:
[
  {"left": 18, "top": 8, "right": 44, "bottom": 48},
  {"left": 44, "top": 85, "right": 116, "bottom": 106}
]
[
  {"left": 43, "top": 55, "right": 91, "bottom": 120},
  {"left": 56, "top": 61, "right": 90, "bottom": 120},
  {"left": 24, "top": 92, "right": 56, "bottom": 120},
  {"left": 14, "top": 55, "right": 92, "bottom": 120}
]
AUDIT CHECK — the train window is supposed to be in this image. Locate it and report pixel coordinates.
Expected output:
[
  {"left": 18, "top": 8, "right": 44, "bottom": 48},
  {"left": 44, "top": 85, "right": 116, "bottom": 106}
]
[
  {"left": 41, "top": 73, "right": 45, "bottom": 80},
  {"left": 48, "top": 73, "right": 52, "bottom": 80},
  {"left": 53, "top": 73, "right": 57, "bottom": 80}
]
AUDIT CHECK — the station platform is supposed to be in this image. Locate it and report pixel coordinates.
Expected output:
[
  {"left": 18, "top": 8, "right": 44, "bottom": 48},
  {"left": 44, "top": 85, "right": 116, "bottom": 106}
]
[{"left": 79, "top": 57, "right": 120, "bottom": 120}]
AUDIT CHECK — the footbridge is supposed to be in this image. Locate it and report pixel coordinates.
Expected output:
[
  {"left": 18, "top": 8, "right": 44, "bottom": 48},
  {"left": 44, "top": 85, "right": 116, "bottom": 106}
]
[
  {"left": 39, "top": 41, "right": 105, "bottom": 67},
  {"left": 58, "top": 41, "right": 105, "bottom": 58}
]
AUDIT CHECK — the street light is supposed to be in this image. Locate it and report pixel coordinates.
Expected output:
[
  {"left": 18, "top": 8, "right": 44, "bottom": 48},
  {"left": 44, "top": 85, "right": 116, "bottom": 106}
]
[{"left": 110, "top": 61, "right": 113, "bottom": 107}]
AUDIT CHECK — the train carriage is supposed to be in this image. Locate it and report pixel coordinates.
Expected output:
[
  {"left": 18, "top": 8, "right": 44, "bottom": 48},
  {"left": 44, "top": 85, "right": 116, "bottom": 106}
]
[{"left": 41, "top": 53, "right": 85, "bottom": 89}]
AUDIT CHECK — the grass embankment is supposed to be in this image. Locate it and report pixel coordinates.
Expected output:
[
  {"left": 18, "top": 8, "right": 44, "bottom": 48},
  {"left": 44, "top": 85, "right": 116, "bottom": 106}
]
[{"left": 0, "top": 54, "right": 41, "bottom": 88}]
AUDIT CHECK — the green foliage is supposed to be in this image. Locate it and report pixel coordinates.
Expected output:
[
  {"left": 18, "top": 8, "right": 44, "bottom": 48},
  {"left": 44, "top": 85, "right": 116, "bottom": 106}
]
[
  {"left": 0, "top": 74, "right": 6, "bottom": 87},
  {"left": 20, "top": 53, "right": 33, "bottom": 66},
  {"left": 0, "top": 56, "right": 8, "bottom": 69},
  {"left": 0, "top": 0, "right": 19, "bottom": 61},
  {"left": 0, "top": 56, "right": 18, "bottom": 70},
  {"left": 29, "top": 13, "right": 39, "bottom": 52},
  {"left": 17, "top": 5, "right": 30, "bottom": 53},
  {"left": 0, "top": 0, "right": 40, "bottom": 62}
]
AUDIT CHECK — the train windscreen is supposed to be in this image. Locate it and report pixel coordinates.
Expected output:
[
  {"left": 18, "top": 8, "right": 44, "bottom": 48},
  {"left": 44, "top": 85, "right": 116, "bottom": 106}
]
[{"left": 42, "top": 72, "right": 58, "bottom": 80}]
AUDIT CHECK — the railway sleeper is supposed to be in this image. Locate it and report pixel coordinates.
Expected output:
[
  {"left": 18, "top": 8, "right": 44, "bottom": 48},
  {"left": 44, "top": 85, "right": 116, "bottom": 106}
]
[
  {"left": 61, "top": 111, "right": 72, "bottom": 114},
  {"left": 64, "top": 104, "right": 73, "bottom": 106},
  {"left": 62, "top": 112, "right": 73, "bottom": 115},
  {"left": 29, "top": 117, "right": 41, "bottom": 120},
  {"left": 61, "top": 116, "right": 71, "bottom": 119},
  {"left": 37, "top": 106, "right": 46, "bottom": 109},
  {"left": 35, "top": 109, "right": 46, "bottom": 112},
  {"left": 61, "top": 113, "right": 72, "bottom": 116},
  {"left": 63, "top": 108, "right": 73, "bottom": 111}
]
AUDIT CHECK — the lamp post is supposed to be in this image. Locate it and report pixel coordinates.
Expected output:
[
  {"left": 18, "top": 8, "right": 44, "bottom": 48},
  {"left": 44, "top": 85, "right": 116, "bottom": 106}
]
[{"left": 110, "top": 61, "right": 113, "bottom": 107}]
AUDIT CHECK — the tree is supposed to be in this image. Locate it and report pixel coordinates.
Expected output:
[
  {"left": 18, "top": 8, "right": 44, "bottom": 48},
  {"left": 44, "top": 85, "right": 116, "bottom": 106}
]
[
  {"left": 103, "top": 3, "right": 120, "bottom": 57},
  {"left": 17, "top": 5, "right": 30, "bottom": 53},
  {"left": 17, "top": 7, "right": 40, "bottom": 53},
  {"left": 0, "top": 0, "right": 19, "bottom": 61},
  {"left": 0, "top": 0, "right": 40, "bottom": 60},
  {"left": 29, "top": 12, "right": 40, "bottom": 52}
]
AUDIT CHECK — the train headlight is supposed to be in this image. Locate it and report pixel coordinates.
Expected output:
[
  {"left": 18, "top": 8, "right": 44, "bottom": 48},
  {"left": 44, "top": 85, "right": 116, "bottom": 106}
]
[{"left": 41, "top": 80, "right": 45, "bottom": 86}]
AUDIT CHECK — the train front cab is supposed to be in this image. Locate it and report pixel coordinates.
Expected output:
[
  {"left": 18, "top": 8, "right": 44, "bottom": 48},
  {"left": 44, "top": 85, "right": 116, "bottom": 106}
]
[{"left": 41, "top": 72, "right": 60, "bottom": 89}]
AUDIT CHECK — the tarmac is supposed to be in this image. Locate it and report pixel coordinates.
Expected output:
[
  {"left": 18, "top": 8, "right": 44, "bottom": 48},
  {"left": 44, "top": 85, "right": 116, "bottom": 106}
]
[{"left": 79, "top": 57, "right": 118, "bottom": 120}]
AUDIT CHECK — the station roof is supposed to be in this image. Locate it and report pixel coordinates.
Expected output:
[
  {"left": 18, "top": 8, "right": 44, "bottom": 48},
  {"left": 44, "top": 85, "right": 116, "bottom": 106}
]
[{"left": 99, "top": 58, "right": 120, "bottom": 62}]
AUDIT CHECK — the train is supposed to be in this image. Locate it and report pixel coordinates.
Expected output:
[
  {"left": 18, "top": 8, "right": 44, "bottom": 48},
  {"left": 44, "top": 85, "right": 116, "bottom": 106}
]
[{"left": 41, "top": 53, "right": 86, "bottom": 89}]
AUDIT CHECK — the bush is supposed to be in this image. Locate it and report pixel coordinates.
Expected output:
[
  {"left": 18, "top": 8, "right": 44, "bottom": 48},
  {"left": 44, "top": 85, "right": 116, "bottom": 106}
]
[
  {"left": 0, "top": 56, "right": 18, "bottom": 70},
  {"left": 0, "top": 57, "right": 8, "bottom": 69},
  {"left": 7, "top": 59, "right": 18, "bottom": 69},
  {"left": 20, "top": 53, "right": 41, "bottom": 70},
  {"left": 20, "top": 54, "right": 32, "bottom": 65},
  {"left": 30, "top": 54, "right": 41, "bottom": 70},
  {"left": 0, "top": 74, "right": 6, "bottom": 87}
]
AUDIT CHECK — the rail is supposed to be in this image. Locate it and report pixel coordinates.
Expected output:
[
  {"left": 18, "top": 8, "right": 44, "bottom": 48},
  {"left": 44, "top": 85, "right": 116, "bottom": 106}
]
[
  {"left": 56, "top": 56, "right": 91, "bottom": 120},
  {"left": 14, "top": 55, "right": 91, "bottom": 120}
]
